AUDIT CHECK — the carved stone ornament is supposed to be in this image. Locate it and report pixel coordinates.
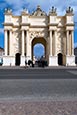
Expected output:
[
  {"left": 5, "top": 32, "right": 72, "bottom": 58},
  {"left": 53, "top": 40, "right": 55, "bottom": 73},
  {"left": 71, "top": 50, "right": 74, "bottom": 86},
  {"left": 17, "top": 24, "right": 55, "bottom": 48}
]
[
  {"left": 14, "top": 36, "right": 20, "bottom": 53},
  {"left": 29, "top": 31, "right": 45, "bottom": 40},
  {"left": 57, "top": 36, "right": 64, "bottom": 53},
  {"left": 32, "top": 5, "right": 47, "bottom": 16}
]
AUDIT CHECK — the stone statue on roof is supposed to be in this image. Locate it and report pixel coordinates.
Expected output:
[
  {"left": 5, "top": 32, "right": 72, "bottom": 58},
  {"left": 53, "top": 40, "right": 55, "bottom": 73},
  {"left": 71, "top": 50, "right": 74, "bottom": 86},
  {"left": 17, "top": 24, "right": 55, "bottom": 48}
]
[
  {"left": 22, "top": 7, "right": 28, "bottom": 14},
  {"left": 49, "top": 6, "right": 57, "bottom": 15},
  {"left": 66, "top": 6, "right": 73, "bottom": 14},
  {"left": 5, "top": 8, "right": 12, "bottom": 14}
]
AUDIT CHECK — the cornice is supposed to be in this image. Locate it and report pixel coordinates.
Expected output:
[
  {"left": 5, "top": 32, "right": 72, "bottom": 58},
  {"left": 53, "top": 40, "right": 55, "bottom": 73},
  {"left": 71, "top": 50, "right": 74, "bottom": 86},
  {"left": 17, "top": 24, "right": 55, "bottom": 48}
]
[
  {"left": 4, "top": 13, "right": 12, "bottom": 15},
  {"left": 66, "top": 23, "right": 74, "bottom": 26},
  {"left": 12, "top": 16, "right": 20, "bottom": 18},
  {"left": 65, "top": 13, "right": 74, "bottom": 16},
  {"left": 30, "top": 15, "right": 48, "bottom": 18},
  {"left": 30, "top": 25, "right": 48, "bottom": 28},
  {"left": 4, "top": 29, "right": 12, "bottom": 31},
  {"left": 48, "top": 23, "right": 58, "bottom": 26},
  {"left": 49, "top": 13, "right": 57, "bottom": 16},
  {"left": 57, "top": 25, "right": 65, "bottom": 28},
  {"left": 3, "top": 23, "right": 13, "bottom": 26},
  {"left": 21, "top": 13, "right": 29, "bottom": 16},
  {"left": 20, "top": 23, "right": 30, "bottom": 26},
  {"left": 13, "top": 25, "right": 20, "bottom": 28}
]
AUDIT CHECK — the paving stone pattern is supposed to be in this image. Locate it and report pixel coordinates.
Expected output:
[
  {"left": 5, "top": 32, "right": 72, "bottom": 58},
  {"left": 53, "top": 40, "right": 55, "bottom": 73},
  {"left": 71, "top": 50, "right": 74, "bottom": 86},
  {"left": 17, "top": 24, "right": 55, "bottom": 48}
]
[{"left": 0, "top": 101, "right": 77, "bottom": 115}]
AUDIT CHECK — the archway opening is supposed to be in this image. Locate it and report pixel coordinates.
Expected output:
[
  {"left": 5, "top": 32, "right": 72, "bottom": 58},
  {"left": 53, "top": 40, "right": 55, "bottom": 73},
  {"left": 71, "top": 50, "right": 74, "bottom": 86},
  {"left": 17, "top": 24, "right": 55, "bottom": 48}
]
[
  {"left": 58, "top": 53, "right": 63, "bottom": 65},
  {"left": 32, "top": 37, "right": 46, "bottom": 61},
  {"left": 15, "top": 53, "right": 21, "bottom": 66},
  {"left": 33, "top": 43, "right": 45, "bottom": 60}
]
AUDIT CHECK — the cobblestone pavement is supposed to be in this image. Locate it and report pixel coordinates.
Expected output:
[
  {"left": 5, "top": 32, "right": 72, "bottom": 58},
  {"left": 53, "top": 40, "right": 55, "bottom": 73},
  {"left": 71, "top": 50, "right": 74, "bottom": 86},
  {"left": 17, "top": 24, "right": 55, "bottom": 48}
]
[
  {"left": 0, "top": 67, "right": 77, "bottom": 115},
  {"left": 0, "top": 100, "right": 77, "bottom": 115}
]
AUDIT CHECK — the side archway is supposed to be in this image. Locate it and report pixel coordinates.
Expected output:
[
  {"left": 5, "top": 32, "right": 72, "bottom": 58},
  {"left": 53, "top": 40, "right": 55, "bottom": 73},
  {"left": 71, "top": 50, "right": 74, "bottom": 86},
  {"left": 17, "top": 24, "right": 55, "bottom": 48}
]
[
  {"left": 58, "top": 53, "right": 63, "bottom": 65},
  {"left": 15, "top": 53, "right": 21, "bottom": 66}
]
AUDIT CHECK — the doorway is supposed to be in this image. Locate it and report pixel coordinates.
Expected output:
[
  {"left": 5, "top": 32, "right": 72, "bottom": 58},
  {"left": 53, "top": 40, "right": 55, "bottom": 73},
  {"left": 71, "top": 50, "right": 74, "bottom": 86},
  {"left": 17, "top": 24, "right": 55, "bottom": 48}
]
[
  {"left": 58, "top": 53, "right": 63, "bottom": 65},
  {"left": 15, "top": 53, "right": 21, "bottom": 66}
]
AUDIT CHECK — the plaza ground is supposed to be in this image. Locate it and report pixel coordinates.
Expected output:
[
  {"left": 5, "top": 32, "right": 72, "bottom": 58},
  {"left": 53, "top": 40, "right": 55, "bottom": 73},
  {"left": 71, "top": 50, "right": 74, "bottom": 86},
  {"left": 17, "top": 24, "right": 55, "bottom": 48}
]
[{"left": 0, "top": 66, "right": 77, "bottom": 114}]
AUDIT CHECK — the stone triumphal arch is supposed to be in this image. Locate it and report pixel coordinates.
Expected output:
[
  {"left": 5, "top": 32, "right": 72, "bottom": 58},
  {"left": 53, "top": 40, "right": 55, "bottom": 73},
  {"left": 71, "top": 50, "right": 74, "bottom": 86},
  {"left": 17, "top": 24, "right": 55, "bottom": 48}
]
[{"left": 3, "top": 6, "right": 75, "bottom": 66}]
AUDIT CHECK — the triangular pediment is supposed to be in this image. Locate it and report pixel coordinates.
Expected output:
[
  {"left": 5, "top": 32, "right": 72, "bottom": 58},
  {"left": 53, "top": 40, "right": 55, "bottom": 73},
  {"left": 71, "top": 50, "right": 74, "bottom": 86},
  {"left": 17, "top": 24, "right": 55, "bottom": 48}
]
[{"left": 32, "top": 5, "right": 47, "bottom": 16}]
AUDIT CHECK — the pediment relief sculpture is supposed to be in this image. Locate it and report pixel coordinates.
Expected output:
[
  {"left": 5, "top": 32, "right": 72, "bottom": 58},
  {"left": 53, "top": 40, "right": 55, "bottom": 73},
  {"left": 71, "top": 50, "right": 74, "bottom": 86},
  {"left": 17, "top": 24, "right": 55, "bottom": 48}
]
[{"left": 32, "top": 5, "right": 47, "bottom": 16}]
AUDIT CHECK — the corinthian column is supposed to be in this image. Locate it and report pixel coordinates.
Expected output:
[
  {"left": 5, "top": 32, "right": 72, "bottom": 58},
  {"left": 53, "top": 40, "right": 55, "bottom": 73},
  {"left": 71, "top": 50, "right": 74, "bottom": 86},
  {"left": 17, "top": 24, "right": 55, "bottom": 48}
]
[
  {"left": 66, "top": 30, "right": 69, "bottom": 55},
  {"left": 4, "top": 30, "right": 8, "bottom": 56},
  {"left": 49, "top": 31, "right": 52, "bottom": 56},
  {"left": 26, "top": 30, "right": 29, "bottom": 57},
  {"left": 21, "top": 30, "right": 24, "bottom": 56},
  {"left": 9, "top": 30, "right": 12, "bottom": 55},
  {"left": 54, "top": 30, "right": 57, "bottom": 56},
  {"left": 71, "top": 31, "right": 74, "bottom": 56}
]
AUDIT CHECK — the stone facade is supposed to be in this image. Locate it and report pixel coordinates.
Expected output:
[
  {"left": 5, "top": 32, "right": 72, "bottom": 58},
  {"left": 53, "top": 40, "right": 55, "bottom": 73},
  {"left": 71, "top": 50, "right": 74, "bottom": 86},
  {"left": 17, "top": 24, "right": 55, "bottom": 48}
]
[{"left": 3, "top": 6, "right": 75, "bottom": 66}]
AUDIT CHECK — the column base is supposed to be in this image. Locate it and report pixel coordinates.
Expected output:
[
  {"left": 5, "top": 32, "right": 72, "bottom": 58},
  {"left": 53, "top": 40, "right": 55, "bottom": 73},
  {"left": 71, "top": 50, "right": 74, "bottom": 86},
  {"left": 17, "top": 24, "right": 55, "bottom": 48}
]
[
  {"left": 49, "top": 56, "right": 58, "bottom": 66},
  {"left": 66, "top": 55, "right": 76, "bottom": 66},
  {"left": 3, "top": 56, "right": 15, "bottom": 66},
  {"left": 26, "top": 56, "right": 31, "bottom": 62},
  {"left": 20, "top": 56, "right": 25, "bottom": 66},
  {"left": 20, "top": 56, "right": 31, "bottom": 66}
]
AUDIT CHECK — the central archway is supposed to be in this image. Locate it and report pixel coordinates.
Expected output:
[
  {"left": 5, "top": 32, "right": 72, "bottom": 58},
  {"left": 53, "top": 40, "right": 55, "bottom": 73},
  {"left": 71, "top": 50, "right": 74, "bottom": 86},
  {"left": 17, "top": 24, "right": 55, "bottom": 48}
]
[
  {"left": 33, "top": 43, "right": 45, "bottom": 59},
  {"left": 31, "top": 37, "right": 47, "bottom": 61}
]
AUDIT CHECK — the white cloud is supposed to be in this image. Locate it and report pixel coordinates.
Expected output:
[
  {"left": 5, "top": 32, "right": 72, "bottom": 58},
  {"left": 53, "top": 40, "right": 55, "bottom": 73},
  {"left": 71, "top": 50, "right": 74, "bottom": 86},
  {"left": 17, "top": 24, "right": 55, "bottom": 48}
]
[{"left": 0, "top": 28, "right": 4, "bottom": 33}]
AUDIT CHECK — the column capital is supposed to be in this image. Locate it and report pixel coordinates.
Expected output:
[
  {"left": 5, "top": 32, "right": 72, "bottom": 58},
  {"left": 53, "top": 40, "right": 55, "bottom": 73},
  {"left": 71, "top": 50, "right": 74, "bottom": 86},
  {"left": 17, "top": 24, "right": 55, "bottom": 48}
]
[
  {"left": 9, "top": 29, "right": 12, "bottom": 31},
  {"left": 4, "top": 29, "right": 7, "bottom": 32},
  {"left": 26, "top": 29, "right": 29, "bottom": 32},
  {"left": 21, "top": 29, "right": 29, "bottom": 31},
  {"left": 4, "top": 29, "right": 12, "bottom": 32},
  {"left": 21, "top": 29, "right": 25, "bottom": 31},
  {"left": 66, "top": 30, "right": 69, "bottom": 31}
]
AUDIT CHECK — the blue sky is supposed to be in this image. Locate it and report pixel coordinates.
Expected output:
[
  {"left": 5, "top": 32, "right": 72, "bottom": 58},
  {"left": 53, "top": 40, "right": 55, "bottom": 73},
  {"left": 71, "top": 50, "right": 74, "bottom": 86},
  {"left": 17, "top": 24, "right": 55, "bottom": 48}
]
[
  {"left": 0, "top": 0, "right": 77, "bottom": 50},
  {"left": 34, "top": 44, "right": 44, "bottom": 58}
]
